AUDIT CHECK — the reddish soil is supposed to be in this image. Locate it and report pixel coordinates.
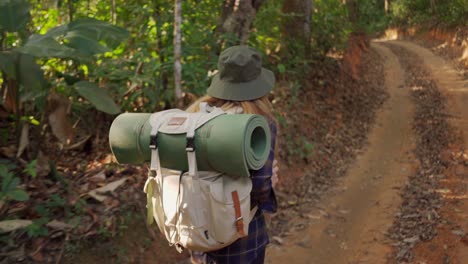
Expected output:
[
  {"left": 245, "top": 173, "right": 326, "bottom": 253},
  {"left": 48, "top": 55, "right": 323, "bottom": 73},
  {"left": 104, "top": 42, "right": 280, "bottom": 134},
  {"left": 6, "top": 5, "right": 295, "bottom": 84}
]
[{"left": 391, "top": 40, "right": 468, "bottom": 264}]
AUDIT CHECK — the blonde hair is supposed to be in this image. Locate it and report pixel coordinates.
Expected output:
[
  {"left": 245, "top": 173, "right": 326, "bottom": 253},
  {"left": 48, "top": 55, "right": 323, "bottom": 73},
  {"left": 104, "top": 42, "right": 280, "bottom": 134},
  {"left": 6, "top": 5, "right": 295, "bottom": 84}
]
[{"left": 186, "top": 95, "right": 275, "bottom": 121}]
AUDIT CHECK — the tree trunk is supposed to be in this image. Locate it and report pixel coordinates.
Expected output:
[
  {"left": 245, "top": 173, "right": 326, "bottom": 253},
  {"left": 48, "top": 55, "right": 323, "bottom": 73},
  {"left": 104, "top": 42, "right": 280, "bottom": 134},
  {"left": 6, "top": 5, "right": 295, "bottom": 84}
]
[
  {"left": 216, "top": 0, "right": 264, "bottom": 47},
  {"left": 384, "top": 0, "right": 389, "bottom": 15},
  {"left": 153, "top": 1, "right": 169, "bottom": 107},
  {"left": 281, "top": 0, "right": 313, "bottom": 58},
  {"left": 173, "top": 0, "right": 183, "bottom": 103},
  {"left": 430, "top": 0, "right": 436, "bottom": 15},
  {"left": 345, "top": 0, "right": 359, "bottom": 26},
  {"left": 111, "top": 0, "right": 117, "bottom": 23},
  {"left": 68, "top": 0, "right": 74, "bottom": 22},
  {"left": 303, "top": 0, "right": 312, "bottom": 58}
]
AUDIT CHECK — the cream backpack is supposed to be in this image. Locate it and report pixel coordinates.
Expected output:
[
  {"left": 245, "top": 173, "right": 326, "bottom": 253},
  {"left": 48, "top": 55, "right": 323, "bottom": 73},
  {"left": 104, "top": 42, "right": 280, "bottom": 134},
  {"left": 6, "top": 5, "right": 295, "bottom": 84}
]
[{"left": 143, "top": 103, "right": 257, "bottom": 252}]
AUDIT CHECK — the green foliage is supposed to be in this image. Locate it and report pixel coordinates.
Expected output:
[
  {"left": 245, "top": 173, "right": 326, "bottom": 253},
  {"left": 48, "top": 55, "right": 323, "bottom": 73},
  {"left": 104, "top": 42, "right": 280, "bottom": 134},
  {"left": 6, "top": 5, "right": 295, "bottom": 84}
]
[
  {"left": 0, "top": 0, "right": 30, "bottom": 33},
  {"left": 23, "top": 159, "right": 37, "bottom": 178},
  {"left": 0, "top": 52, "right": 17, "bottom": 78},
  {"left": 312, "top": 0, "right": 351, "bottom": 55},
  {"left": 0, "top": 0, "right": 128, "bottom": 127},
  {"left": 19, "top": 17, "right": 130, "bottom": 58},
  {"left": 1, "top": 0, "right": 394, "bottom": 123},
  {"left": 74, "top": 81, "right": 121, "bottom": 114},
  {"left": 390, "top": 0, "right": 468, "bottom": 26},
  {"left": 431, "top": 0, "right": 468, "bottom": 25},
  {"left": 356, "top": 0, "right": 390, "bottom": 34},
  {"left": 0, "top": 163, "right": 29, "bottom": 202},
  {"left": 18, "top": 33, "right": 79, "bottom": 59},
  {"left": 25, "top": 218, "right": 49, "bottom": 238}
]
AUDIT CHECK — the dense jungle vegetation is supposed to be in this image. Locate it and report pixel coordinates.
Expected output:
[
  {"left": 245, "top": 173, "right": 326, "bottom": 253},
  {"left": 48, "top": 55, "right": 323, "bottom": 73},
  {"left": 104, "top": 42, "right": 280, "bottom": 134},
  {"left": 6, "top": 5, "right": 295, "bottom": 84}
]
[{"left": 0, "top": 0, "right": 466, "bottom": 262}]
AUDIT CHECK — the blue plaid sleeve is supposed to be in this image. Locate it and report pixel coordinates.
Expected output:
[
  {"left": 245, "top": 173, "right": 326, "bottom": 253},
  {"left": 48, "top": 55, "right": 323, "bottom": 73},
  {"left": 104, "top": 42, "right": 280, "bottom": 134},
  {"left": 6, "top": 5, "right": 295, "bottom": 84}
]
[{"left": 250, "top": 121, "right": 278, "bottom": 213}]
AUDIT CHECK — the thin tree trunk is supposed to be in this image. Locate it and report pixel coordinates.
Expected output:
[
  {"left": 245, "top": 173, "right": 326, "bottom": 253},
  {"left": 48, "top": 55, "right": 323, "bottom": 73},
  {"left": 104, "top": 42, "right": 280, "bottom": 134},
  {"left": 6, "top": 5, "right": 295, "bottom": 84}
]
[
  {"left": 384, "top": 0, "right": 389, "bottom": 15},
  {"left": 111, "top": 0, "right": 117, "bottom": 23},
  {"left": 68, "top": 0, "right": 74, "bottom": 22},
  {"left": 346, "top": 0, "right": 359, "bottom": 26},
  {"left": 304, "top": 0, "right": 312, "bottom": 58},
  {"left": 153, "top": 2, "right": 169, "bottom": 108},
  {"left": 282, "top": 0, "right": 313, "bottom": 58},
  {"left": 174, "top": 0, "right": 183, "bottom": 102},
  {"left": 430, "top": 0, "right": 436, "bottom": 15},
  {"left": 216, "top": 0, "right": 264, "bottom": 47}
]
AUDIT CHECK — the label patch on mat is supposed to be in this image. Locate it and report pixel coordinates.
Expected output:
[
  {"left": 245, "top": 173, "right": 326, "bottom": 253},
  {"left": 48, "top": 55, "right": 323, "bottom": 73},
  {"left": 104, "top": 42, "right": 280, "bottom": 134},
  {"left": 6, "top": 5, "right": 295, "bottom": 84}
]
[{"left": 167, "top": 117, "right": 187, "bottom": 126}]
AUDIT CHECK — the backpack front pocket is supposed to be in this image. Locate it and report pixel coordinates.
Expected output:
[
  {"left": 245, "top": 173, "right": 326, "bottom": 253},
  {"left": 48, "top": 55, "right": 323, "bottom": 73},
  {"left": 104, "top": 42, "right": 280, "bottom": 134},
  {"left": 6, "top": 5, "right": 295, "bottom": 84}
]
[{"left": 207, "top": 175, "right": 252, "bottom": 243}]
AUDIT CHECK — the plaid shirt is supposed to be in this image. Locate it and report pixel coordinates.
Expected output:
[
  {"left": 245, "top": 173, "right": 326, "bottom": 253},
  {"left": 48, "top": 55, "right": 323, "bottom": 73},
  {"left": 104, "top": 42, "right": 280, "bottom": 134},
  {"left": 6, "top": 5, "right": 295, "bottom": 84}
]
[{"left": 202, "top": 121, "right": 278, "bottom": 264}]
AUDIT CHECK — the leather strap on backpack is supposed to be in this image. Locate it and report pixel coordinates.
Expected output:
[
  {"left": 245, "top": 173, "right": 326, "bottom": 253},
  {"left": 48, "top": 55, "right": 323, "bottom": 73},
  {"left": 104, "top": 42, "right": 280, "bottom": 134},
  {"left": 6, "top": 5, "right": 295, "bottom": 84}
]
[{"left": 231, "top": 190, "right": 246, "bottom": 237}]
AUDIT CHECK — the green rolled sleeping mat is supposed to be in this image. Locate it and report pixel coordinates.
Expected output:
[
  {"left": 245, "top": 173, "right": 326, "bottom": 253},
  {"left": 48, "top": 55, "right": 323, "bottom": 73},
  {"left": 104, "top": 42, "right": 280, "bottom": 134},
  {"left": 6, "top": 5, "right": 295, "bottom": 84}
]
[{"left": 108, "top": 112, "right": 271, "bottom": 177}]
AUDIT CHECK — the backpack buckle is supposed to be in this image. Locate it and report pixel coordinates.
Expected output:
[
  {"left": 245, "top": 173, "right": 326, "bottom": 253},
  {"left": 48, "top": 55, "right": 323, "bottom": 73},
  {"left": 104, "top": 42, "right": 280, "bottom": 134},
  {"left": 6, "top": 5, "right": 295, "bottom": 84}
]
[
  {"left": 149, "top": 135, "right": 158, "bottom": 149},
  {"left": 186, "top": 136, "right": 195, "bottom": 152}
]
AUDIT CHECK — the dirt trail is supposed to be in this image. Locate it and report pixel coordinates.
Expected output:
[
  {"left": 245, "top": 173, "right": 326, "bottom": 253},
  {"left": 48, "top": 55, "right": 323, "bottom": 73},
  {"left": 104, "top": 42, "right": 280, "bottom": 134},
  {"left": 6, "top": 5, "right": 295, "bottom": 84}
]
[
  {"left": 266, "top": 43, "right": 415, "bottom": 264},
  {"left": 389, "top": 41, "right": 468, "bottom": 263}
]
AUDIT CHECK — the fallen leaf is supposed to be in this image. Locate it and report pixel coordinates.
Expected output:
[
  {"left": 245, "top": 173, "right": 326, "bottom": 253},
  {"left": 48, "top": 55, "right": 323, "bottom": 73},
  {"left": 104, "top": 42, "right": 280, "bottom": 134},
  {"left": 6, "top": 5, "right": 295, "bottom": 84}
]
[
  {"left": 0, "top": 219, "right": 33, "bottom": 234},
  {"left": 30, "top": 250, "right": 45, "bottom": 263},
  {"left": 0, "top": 145, "right": 16, "bottom": 158},
  {"left": 306, "top": 213, "right": 321, "bottom": 220},
  {"left": 272, "top": 236, "right": 284, "bottom": 245},
  {"left": 16, "top": 123, "right": 29, "bottom": 157},
  {"left": 47, "top": 220, "right": 73, "bottom": 230},
  {"left": 103, "top": 198, "right": 120, "bottom": 210},
  {"left": 48, "top": 93, "right": 73, "bottom": 144},
  {"left": 36, "top": 151, "right": 51, "bottom": 177},
  {"left": 89, "top": 170, "right": 106, "bottom": 182},
  {"left": 63, "top": 135, "right": 92, "bottom": 150},
  {"left": 338, "top": 209, "right": 351, "bottom": 215},
  {"left": 101, "top": 154, "right": 115, "bottom": 164},
  {"left": 451, "top": 230, "right": 465, "bottom": 237},
  {"left": 403, "top": 236, "right": 419, "bottom": 244},
  {"left": 88, "top": 178, "right": 127, "bottom": 202},
  {"left": 1, "top": 244, "right": 26, "bottom": 261},
  {"left": 80, "top": 183, "right": 90, "bottom": 193}
]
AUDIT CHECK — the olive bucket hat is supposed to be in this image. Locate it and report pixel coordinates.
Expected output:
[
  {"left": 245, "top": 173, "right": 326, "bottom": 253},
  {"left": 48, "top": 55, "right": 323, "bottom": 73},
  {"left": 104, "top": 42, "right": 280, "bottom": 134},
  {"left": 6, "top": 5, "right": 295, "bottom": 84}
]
[{"left": 207, "top": 45, "right": 275, "bottom": 101}]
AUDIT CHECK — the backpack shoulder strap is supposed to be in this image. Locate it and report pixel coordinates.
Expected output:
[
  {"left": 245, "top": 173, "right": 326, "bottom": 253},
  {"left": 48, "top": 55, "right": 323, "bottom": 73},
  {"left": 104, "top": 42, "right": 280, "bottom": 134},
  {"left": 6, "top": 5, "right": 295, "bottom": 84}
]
[{"left": 149, "top": 111, "right": 176, "bottom": 179}]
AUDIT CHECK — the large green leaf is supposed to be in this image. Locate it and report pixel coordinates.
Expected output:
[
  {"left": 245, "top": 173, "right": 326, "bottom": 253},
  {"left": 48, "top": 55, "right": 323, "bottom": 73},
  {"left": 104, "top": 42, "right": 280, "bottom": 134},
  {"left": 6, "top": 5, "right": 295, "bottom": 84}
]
[
  {"left": 73, "top": 81, "right": 121, "bottom": 115},
  {"left": 8, "top": 189, "right": 29, "bottom": 201},
  {"left": 44, "top": 25, "right": 68, "bottom": 38},
  {"left": 19, "top": 19, "right": 129, "bottom": 58},
  {"left": 18, "top": 34, "right": 79, "bottom": 59},
  {"left": 66, "top": 18, "right": 130, "bottom": 49},
  {"left": 0, "top": 0, "right": 30, "bottom": 33},
  {"left": 0, "top": 51, "right": 18, "bottom": 79},
  {"left": 65, "top": 31, "right": 110, "bottom": 56},
  {"left": 18, "top": 54, "right": 47, "bottom": 99},
  {"left": 0, "top": 52, "right": 46, "bottom": 102}
]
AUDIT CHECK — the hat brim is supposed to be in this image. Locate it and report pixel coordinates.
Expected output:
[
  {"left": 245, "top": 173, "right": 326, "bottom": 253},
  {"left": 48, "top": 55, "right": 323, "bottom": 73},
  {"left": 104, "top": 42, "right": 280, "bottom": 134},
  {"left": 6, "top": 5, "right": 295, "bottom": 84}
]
[{"left": 207, "top": 68, "right": 275, "bottom": 101}]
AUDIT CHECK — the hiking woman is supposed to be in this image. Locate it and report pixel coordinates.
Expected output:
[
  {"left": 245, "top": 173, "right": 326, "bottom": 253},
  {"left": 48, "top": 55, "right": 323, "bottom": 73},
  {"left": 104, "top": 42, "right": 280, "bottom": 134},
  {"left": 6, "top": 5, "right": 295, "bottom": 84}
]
[{"left": 187, "top": 45, "right": 279, "bottom": 264}]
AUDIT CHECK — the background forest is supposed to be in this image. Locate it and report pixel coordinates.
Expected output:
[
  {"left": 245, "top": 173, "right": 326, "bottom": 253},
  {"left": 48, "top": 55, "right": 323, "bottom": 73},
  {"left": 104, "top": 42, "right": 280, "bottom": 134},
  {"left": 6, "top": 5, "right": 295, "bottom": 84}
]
[{"left": 0, "top": 0, "right": 467, "bottom": 263}]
